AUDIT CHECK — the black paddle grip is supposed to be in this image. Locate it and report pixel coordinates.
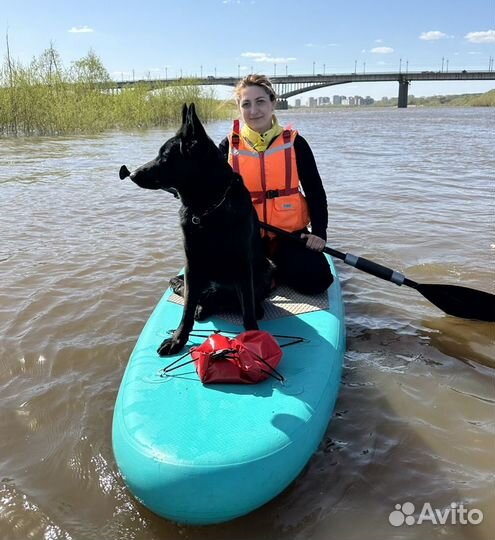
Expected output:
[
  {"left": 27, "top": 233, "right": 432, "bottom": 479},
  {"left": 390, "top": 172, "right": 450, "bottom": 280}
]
[{"left": 345, "top": 254, "right": 405, "bottom": 285}]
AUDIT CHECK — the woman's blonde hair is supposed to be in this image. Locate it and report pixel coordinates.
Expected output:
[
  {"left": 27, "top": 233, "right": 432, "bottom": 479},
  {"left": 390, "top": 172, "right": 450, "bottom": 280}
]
[{"left": 234, "top": 74, "right": 277, "bottom": 102}]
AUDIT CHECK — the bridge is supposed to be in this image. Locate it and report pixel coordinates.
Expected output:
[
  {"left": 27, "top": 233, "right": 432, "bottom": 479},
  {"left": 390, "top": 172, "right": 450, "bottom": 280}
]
[{"left": 116, "top": 70, "right": 495, "bottom": 108}]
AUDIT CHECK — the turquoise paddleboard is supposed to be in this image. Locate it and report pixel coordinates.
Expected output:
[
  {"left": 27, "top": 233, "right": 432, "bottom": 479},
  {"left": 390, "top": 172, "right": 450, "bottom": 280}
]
[{"left": 112, "top": 255, "right": 345, "bottom": 525}]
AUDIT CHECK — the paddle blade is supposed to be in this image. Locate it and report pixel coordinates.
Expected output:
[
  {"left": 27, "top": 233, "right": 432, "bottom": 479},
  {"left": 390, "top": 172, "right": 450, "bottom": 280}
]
[{"left": 416, "top": 284, "right": 495, "bottom": 322}]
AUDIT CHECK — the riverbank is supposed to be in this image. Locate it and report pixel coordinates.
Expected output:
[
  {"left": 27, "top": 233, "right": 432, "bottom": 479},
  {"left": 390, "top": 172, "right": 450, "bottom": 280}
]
[
  {"left": 374, "top": 89, "right": 495, "bottom": 107},
  {"left": 0, "top": 46, "right": 232, "bottom": 136},
  {"left": 289, "top": 89, "right": 495, "bottom": 110}
]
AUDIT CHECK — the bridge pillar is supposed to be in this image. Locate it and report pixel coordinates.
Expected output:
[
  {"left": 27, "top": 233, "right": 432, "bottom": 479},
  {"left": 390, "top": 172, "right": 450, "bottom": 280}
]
[
  {"left": 398, "top": 79, "right": 410, "bottom": 108},
  {"left": 276, "top": 99, "right": 288, "bottom": 110}
]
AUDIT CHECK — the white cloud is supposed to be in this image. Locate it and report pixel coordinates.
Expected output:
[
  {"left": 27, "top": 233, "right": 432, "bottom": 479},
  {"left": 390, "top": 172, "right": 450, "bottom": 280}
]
[
  {"left": 305, "top": 42, "right": 339, "bottom": 48},
  {"left": 68, "top": 26, "right": 94, "bottom": 33},
  {"left": 259, "top": 56, "right": 296, "bottom": 63},
  {"left": 465, "top": 30, "right": 495, "bottom": 43},
  {"left": 370, "top": 47, "right": 394, "bottom": 54},
  {"left": 241, "top": 52, "right": 266, "bottom": 58},
  {"left": 240, "top": 51, "right": 296, "bottom": 63},
  {"left": 419, "top": 31, "right": 448, "bottom": 41}
]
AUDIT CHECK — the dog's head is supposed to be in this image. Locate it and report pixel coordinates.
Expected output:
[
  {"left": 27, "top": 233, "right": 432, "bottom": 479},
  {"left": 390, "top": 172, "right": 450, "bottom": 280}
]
[{"left": 119, "top": 103, "right": 224, "bottom": 193}]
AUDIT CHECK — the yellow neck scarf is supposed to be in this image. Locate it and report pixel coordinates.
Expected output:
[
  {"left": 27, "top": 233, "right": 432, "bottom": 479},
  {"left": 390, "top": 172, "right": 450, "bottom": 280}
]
[{"left": 240, "top": 116, "right": 284, "bottom": 152}]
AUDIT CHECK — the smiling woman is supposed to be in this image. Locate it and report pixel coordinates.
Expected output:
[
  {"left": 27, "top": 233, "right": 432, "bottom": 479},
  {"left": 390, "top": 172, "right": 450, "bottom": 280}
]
[
  {"left": 219, "top": 74, "right": 333, "bottom": 296},
  {"left": 238, "top": 86, "right": 276, "bottom": 132}
]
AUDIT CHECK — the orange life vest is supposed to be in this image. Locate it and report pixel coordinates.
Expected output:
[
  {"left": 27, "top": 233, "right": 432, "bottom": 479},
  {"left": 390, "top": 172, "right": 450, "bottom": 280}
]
[{"left": 228, "top": 121, "right": 310, "bottom": 233}]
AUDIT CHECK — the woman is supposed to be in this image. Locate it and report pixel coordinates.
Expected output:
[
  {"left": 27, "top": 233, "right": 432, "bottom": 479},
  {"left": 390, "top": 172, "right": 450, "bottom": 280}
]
[{"left": 219, "top": 74, "right": 333, "bottom": 295}]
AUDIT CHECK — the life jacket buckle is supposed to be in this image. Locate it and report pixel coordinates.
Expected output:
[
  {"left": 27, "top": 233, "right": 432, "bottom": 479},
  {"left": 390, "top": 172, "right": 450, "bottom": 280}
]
[{"left": 265, "top": 189, "right": 280, "bottom": 199}]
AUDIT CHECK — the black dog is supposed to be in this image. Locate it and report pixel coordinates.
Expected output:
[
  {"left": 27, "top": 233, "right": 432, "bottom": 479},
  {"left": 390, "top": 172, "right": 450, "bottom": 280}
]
[{"left": 119, "top": 104, "right": 272, "bottom": 356}]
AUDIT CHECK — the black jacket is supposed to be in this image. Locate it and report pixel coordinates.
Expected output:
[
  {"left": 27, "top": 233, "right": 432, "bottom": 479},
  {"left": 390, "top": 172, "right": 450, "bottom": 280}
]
[{"left": 218, "top": 134, "right": 328, "bottom": 241}]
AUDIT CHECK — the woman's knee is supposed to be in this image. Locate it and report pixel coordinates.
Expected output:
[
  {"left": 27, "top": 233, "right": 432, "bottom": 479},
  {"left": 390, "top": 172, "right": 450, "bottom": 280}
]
[
  {"left": 275, "top": 252, "right": 333, "bottom": 295},
  {"left": 293, "top": 264, "right": 333, "bottom": 295}
]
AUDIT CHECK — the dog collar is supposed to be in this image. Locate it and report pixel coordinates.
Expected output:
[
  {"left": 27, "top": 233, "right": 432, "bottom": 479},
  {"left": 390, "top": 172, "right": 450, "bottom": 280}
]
[{"left": 191, "top": 183, "right": 233, "bottom": 225}]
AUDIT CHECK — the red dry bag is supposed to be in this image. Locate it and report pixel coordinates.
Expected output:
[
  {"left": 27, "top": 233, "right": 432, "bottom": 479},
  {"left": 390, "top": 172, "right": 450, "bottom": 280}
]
[{"left": 191, "top": 330, "right": 283, "bottom": 384}]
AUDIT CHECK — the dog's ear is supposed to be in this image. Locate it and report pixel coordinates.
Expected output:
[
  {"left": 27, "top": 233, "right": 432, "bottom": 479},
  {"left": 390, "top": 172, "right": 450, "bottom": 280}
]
[
  {"left": 180, "top": 103, "right": 208, "bottom": 157},
  {"left": 181, "top": 103, "right": 188, "bottom": 126},
  {"left": 191, "top": 104, "right": 208, "bottom": 139},
  {"left": 180, "top": 111, "right": 197, "bottom": 157},
  {"left": 184, "top": 103, "right": 207, "bottom": 140}
]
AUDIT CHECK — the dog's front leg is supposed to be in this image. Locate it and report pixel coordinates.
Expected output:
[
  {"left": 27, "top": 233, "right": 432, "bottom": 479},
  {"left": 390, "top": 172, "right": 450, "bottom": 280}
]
[
  {"left": 157, "top": 268, "right": 205, "bottom": 356},
  {"left": 235, "top": 267, "right": 259, "bottom": 331}
]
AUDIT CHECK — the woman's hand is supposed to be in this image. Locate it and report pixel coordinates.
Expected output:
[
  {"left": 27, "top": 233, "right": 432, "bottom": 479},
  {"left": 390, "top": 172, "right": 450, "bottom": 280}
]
[{"left": 300, "top": 233, "right": 326, "bottom": 252}]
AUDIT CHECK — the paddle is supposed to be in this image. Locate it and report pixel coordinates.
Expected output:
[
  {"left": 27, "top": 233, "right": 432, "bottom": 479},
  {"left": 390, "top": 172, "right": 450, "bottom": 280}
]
[{"left": 259, "top": 222, "right": 495, "bottom": 322}]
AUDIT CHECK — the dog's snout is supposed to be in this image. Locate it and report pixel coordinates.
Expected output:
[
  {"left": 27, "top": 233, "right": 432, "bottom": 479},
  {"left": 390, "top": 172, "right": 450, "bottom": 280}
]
[{"left": 119, "top": 165, "right": 131, "bottom": 180}]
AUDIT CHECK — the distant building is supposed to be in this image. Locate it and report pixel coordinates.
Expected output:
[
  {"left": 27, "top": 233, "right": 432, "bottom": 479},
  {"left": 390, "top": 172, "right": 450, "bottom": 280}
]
[{"left": 295, "top": 94, "right": 374, "bottom": 107}]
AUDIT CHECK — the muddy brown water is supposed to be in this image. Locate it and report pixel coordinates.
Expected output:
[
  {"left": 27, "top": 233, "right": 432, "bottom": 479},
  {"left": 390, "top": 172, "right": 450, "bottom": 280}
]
[{"left": 1, "top": 107, "right": 494, "bottom": 540}]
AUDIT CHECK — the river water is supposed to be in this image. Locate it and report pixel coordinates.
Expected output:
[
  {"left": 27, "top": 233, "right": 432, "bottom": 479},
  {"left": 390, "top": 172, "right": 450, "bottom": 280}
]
[{"left": 0, "top": 107, "right": 494, "bottom": 540}]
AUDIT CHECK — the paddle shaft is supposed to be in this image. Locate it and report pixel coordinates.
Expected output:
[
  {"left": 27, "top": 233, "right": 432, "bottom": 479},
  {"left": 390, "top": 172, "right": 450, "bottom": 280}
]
[{"left": 259, "top": 222, "right": 418, "bottom": 289}]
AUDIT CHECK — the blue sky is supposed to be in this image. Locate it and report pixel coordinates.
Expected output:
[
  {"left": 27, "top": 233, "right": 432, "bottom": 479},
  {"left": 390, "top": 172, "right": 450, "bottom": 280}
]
[{"left": 1, "top": 0, "right": 494, "bottom": 100}]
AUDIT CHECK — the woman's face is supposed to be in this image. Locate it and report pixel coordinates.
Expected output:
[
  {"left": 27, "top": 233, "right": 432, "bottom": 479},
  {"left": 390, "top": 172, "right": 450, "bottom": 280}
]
[{"left": 238, "top": 85, "right": 276, "bottom": 133}]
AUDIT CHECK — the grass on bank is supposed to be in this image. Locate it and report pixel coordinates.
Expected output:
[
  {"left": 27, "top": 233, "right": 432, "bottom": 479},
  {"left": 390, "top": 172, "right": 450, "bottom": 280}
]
[{"left": 0, "top": 45, "right": 234, "bottom": 136}]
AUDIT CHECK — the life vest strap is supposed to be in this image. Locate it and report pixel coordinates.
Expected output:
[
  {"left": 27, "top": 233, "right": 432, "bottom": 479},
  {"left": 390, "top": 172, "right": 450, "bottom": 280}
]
[
  {"left": 231, "top": 119, "right": 241, "bottom": 173},
  {"left": 250, "top": 186, "right": 300, "bottom": 204},
  {"left": 282, "top": 130, "right": 292, "bottom": 191}
]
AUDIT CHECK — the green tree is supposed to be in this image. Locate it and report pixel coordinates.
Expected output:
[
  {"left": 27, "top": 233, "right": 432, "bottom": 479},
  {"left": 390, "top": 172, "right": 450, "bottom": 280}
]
[{"left": 71, "top": 49, "right": 110, "bottom": 86}]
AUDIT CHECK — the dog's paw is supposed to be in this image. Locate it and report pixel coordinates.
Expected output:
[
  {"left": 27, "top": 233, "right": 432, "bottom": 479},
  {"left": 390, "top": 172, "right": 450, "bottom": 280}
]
[
  {"left": 157, "top": 337, "right": 186, "bottom": 356},
  {"left": 169, "top": 275, "right": 185, "bottom": 296}
]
